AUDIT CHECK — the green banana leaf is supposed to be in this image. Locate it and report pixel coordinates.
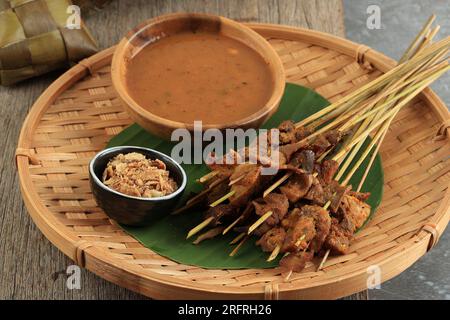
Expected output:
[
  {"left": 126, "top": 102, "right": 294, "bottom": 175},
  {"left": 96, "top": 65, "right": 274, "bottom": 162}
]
[{"left": 107, "top": 83, "right": 384, "bottom": 269}]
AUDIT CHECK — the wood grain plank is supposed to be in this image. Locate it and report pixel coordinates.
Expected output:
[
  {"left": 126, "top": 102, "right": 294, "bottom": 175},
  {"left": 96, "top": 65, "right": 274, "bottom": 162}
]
[{"left": 0, "top": 0, "right": 354, "bottom": 299}]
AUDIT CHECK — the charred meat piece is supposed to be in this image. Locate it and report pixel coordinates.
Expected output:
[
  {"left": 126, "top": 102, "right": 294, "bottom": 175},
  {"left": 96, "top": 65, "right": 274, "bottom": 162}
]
[
  {"left": 317, "top": 159, "right": 339, "bottom": 184},
  {"left": 324, "top": 195, "right": 371, "bottom": 254},
  {"left": 280, "top": 250, "right": 314, "bottom": 272},
  {"left": 295, "top": 126, "right": 313, "bottom": 142},
  {"left": 325, "top": 218, "right": 352, "bottom": 255},
  {"left": 290, "top": 150, "right": 315, "bottom": 173},
  {"left": 280, "top": 171, "right": 313, "bottom": 203},
  {"left": 205, "top": 204, "right": 237, "bottom": 226},
  {"left": 324, "top": 181, "right": 351, "bottom": 213},
  {"left": 253, "top": 193, "right": 289, "bottom": 226},
  {"left": 306, "top": 130, "right": 343, "bottom": 157},
  {"left": 339, "top": 194, "right": 371, "bottom": 232},
  {"left": 300, "top": 205, "right": 331, "bottom": 252},
  {"left": 304, "top": 176, "right": 326, "bottom": 205},
  {"left": 282, "top": 212, "right": 316, "bottom": 252},
  {"left": 279, "top": 140, "right": 309, "bottom": 163},
  {"left": 308, "top": 134, "right": 331, "bottom": 156},
  {"left": 278, "top": 120, "right": 297, "bottom": 145},
  {"left": 256, "top": 227, "right": 286, "bottom": 252},
  {"left": 229, "top": 164, "right": 262, "bottom": 207},
  {"left": 325, "top": 130, "right": 343, "bottom": 146},
  {"left": 277, "top": 120, "right": 314, "bottom": 146}
]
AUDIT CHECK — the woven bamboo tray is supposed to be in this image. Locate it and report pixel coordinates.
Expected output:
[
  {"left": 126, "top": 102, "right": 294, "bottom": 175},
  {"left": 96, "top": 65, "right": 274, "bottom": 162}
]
[{"left": 16, "top": 23, "right": 450, "bottom": 300}]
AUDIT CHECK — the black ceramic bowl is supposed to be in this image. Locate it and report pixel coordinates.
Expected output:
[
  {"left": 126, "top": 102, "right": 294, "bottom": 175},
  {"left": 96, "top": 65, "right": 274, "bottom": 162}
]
[{"left": 89, "top": 146, "right": 187, "bottom": 227}]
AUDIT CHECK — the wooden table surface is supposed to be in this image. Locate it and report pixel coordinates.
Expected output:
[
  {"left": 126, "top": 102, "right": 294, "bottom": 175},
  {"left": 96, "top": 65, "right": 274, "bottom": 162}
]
[{"left": 0, "top": 0, "right": 367, "bottom": 299}]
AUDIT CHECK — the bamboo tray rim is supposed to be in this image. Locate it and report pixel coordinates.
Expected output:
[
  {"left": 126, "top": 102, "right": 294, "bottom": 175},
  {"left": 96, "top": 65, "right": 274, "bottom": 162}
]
[{"left": 16, "top": 23, "right": 450, "bottom": 299}]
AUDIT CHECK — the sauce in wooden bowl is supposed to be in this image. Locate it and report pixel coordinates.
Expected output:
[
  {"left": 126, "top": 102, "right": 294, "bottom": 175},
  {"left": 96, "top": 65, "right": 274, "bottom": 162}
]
[{"left": 125, "top": 32, "right": 274, "bottom": 125}]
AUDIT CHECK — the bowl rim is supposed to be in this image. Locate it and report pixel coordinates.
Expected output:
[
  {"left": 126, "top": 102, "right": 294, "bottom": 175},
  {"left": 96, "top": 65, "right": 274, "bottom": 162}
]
[
  {"left": 89, "top": 146, "right": 187, "bottom": 202},
  {"left": 111, "top": 12, "right": 286, "bottom": 132}
]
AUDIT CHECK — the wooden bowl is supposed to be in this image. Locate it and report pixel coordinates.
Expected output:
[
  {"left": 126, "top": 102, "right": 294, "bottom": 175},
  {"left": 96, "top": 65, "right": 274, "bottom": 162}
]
[{"left": 111, "top": 13, "right": 286, "bottom": 140}]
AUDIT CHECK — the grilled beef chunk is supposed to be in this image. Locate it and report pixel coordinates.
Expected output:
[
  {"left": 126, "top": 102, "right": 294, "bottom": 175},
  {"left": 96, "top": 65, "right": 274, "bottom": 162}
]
[
  {"left": 300, "top": 205, "right": 331, "bottom": 252},
  {"left": 318, "top": 159, "right": 339, "bottom": 184},
  {"left": 280, "top": 251, "right": 314, "bottom": 272},
  {"left": 279, "top": 141, "right": 308, "bottom": 163},
  {"left": 324, "top": 195, "right": 371, "bottom": 254},
  {"left": 339, "top": 194, "right": 371, "bottom": 232},
  {"left": 253, "top": 193, "right": 289, "bottom": 226},
  {"left": 325, "top": 218, "right": 352, "bottom": 254},
  {"left": 308, "top": 134, "right": 331, "bottom": 156},
  {"left": 295, "top": 126, "right": 313, "bottom": 142},
  {"left": 304, "top": 178, "right": 350, "bottom": 213},
  {"left": 280, "top": 171, "right": 313, "bottom": 203},
  {"left": 325, "top": 130, "right": 342, "bottom": 146},
  {"left": 205, "top": 204, "right": 237, "bottom": 225},
  {"left": 324, "top": 181, "right": 351, "bottom": 213},
  {"left": 278, "top": 120, "right": 297, "bottom": 145},
  {"left": 256, "top": 227, "right": 286, "bottom": 252},
  {"left": 304, "top": 176, "right": 326, "bottom": 205},
  {"left": 289, "top": 149, "right": 315, "bottom": 173},
  {"left": 305, "top": 130, "right": 343, "bottom": 157},
  {"left": 229, "top": 164, "right": 262, "bottom": 207},
  {"left": 282, "top": 210, "right": 316, "bottom": 252}
]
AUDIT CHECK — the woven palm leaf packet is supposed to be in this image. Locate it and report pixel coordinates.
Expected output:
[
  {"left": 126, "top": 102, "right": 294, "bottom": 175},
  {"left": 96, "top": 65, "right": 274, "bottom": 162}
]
[{"left": 0, "top": 0, "right": 99, "bottom": 85}]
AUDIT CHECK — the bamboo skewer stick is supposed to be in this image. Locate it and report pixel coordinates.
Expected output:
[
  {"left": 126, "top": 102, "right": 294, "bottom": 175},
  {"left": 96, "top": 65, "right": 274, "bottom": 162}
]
[
  {"left": 267, "top": 245, "right": 281, "bottom": 262},
  {"left": 186, "top": 217, "right": 214, "bottom": 240},
  {"left": 173, "top": 176, "right": 228, "bottom": 215},
  {"left": 263, "top": 60, "right": 448, "bottom": 199},
  {"left": 186, "top": 176, "right": 227, "bottom": 206},
  {"left": 193, "top": 227, "right": 224, "bottom": 245},
  {"left": 318, "top": 66, "right": 448, "bottom": 272},
  {"left": 248, "top": 211, "right": 273, "bottom": 234},
  {"left": 317, "top": 249, "right": 330, "bottom": 271},
  {"left": 333, "top": 65, "right": 449, "bottom": 161},
  {"left": 223, "top": 215, "right": 244, "bottom": 235},
  {"left": 294, "top": 37, "right": 448, "bottom": 130},
  {"left": 295, "top": 234, "right": 307, "bottom": 247},
  {"left": 230, "top": 232, "right": 246, "bottom": 245},
  {"left": 209, "top": 190, "right": 236, "bottom": 207},
  {"left": 198, "top": 170, "right": 219, "bottom": 183},
  {"left": 399, "top": 15, "right": 435, "bottom": 63},
  {"left": 342, "top": 114, "right": 394, "bottom": 186},
  {"left": 263, "top": 172, "right": 291, "bottom": 198},
  {"left": 229, "top": 235, "right": 249, "bottom": 256},
  {"left": 229, "top": 174, "right": 245, "bottom": 186}
]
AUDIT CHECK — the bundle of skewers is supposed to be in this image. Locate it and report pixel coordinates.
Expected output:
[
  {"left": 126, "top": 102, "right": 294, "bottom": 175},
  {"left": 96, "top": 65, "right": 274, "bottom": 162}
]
[{"left": 176, "top": 15, "right": 449, "bottom": 275}]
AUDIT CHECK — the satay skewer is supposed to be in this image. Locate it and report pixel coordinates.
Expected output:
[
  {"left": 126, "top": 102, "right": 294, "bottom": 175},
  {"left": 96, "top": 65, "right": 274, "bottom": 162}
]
[
  {"left": 209, "top": 190, "right": 236, "bottom": 207},
  {"left": 193, "top": 227, "right": 224, "bottom": 245},
  {"left": 186, "top": 217, "right": 214, "bottom": 239},
  {"left": 230, "top": 232, "right": 246, "bottom": 245},
  {"left": 198, "top": 170, "right": 219, "bottom": 183},
  {"left": 229, "top": 235, "right": 249, "bottom": 257},
  {"left": 262, "top": 62, "right": 447, "bottom": 200},
  {"left": 247, "top": 211, "right": 273, "bottom": 235}
]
